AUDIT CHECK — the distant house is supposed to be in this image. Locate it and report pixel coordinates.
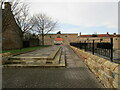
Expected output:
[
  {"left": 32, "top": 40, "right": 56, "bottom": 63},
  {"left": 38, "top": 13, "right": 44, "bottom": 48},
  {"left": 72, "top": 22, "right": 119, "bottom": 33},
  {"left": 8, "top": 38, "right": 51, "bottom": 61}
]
[
  {"left": 79, "top": 32, "right": 120, "bottom": 49},
  {"left": 2, "top": 2, "right": 23, "bottom": 50}
]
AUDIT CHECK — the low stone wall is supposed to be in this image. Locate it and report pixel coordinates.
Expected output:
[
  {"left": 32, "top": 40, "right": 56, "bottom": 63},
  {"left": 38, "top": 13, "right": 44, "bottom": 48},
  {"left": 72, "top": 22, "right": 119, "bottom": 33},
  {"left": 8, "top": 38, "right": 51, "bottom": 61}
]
[
  {"left": 1, "top": 52, "right": 13, "bottom": 64},
  {"left": 70, "top": 46, "right": 119, "bottom": 88}
]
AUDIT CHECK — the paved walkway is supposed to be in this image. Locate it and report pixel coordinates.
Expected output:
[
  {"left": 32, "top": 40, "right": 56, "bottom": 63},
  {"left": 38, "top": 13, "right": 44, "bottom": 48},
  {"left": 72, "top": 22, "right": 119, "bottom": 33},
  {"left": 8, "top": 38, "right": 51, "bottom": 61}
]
[
  {"left": 2, "top": 46, "right": 104, "bottom": 88},
  {"left": 13, "top": 46, "right": 59, "bottom": 58}
]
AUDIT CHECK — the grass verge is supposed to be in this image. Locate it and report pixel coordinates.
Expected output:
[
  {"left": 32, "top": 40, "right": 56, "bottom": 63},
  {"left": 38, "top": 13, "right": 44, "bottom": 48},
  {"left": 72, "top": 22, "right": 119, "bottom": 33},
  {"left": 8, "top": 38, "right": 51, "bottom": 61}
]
[{"left": 2, "top": 45, "right": 50, "bottom": 54}]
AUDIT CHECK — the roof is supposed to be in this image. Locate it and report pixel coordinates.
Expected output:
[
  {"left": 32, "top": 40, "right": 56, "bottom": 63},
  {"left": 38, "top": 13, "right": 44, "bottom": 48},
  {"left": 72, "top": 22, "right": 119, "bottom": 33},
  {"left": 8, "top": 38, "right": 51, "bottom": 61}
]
[
  {"left": 80, "top": 35, "right": 92, "bottom": 37},
  {"left": 80, "top": 34, "right": 120, "bottom": 37},
  {"left": 46, "top": 33, "right": 78, "bottom": 35},
  {"left": 97, "top": 34, "right": 110, "bottom": 37},
  {"left": 54, "top": 38, "right": 64, "bottom": 41}
]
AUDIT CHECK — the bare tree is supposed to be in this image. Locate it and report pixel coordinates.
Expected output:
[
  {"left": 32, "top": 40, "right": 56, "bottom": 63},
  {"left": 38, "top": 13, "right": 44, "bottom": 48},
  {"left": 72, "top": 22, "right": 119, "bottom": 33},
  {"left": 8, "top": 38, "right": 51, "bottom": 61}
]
[
  {"left": 33, "top": 13, "right": 58, "bottom": 45},
  {"left": 15, "top": 3, "right": 34, "bottom": 35}
]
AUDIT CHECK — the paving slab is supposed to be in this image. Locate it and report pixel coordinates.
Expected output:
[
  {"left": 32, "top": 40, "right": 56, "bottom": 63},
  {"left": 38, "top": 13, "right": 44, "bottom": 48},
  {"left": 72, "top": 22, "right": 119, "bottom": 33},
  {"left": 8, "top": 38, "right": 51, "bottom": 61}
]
[{"left": 12, "top": 46, "right": 59, "bottom": 58}]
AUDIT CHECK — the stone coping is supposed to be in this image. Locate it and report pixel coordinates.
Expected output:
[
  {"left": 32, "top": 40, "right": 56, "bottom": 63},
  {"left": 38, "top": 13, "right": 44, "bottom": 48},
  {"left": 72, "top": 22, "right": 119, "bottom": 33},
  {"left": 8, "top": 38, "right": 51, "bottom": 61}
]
[{"left": 47, "top": 47, "right": 61, "bottom": 60}]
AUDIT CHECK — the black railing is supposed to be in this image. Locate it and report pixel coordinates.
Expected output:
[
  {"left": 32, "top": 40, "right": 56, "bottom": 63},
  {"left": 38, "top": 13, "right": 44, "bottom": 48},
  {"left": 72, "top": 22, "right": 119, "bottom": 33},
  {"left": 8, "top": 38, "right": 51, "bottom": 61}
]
[{"left": 70, "top": 38, "right": 113, "bottom": 62}]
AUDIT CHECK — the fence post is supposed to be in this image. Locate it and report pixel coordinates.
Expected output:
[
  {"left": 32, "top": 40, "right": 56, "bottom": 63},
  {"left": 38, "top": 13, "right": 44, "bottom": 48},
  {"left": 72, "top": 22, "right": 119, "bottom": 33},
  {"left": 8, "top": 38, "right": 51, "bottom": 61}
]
[
  {"left": 110, "top": 38, "right": 113, "bottom": 62},
  {"left": 85, "top": 41, "right": 86, "bottom": 51},
  {"left": 92, "top": 40, "right": 95, "bottom": 55}
]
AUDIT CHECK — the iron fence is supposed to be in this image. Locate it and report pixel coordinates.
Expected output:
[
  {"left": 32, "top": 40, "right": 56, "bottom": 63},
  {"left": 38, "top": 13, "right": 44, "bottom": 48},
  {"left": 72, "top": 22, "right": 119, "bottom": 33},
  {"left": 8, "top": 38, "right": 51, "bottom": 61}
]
[{"left": 70, "top": 38, "right": 114, "bottom": 62}]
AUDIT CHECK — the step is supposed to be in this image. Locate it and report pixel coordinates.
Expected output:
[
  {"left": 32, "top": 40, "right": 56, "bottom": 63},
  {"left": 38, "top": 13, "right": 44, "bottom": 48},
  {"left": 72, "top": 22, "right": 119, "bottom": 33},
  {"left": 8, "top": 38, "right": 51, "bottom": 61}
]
[
  {"left": 3, "top": 55, "right": 66, "bottom": 67},
  {"left": 3, "top": 46, "right": 66, "bottom": 67},
  {"left": 46, "top": 48, "right": 62, "bottom": 64}
]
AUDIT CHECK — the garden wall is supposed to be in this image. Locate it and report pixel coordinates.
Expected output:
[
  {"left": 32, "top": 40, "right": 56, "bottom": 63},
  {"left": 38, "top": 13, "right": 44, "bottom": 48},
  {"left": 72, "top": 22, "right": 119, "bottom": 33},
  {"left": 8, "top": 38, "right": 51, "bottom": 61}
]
[{"left": 70, "top": 46, "right": 119, "bottom": 88}]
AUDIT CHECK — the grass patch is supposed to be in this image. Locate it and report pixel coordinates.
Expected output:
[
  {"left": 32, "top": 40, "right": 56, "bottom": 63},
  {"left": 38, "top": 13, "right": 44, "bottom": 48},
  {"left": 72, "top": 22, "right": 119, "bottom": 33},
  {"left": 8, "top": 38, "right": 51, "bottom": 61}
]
[{"left": 2, "top": 45, "right": 50, "bottom": 54}]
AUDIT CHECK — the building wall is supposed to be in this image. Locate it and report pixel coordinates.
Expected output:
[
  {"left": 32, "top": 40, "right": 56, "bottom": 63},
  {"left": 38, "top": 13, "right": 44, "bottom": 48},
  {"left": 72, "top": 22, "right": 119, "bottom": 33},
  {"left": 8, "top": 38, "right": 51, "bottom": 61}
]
[
  {"left": 2, "top": 2, "right": 23, "bottom": 50},
  {"left": 39, "top": 33, "right": 119, "bottom": 49},
  {"left": 39, "top": 34, "right": 78, "bottom": 45}
]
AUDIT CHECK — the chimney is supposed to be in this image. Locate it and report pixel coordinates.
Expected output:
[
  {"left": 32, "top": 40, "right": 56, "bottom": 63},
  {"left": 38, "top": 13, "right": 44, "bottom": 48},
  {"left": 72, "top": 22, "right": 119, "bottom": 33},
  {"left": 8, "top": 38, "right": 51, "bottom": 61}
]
[
  {"left": 79, "top": 32, "right": 81, "bottom": 36},
  {"left": 107, "top": 32, "right": 109, "bottom": 34},
  {"left": 4, "top": 2, "right": 11, "bottom": 10},
  {"left": 113, "top": 33, "right": 116, "bottom": 35}
]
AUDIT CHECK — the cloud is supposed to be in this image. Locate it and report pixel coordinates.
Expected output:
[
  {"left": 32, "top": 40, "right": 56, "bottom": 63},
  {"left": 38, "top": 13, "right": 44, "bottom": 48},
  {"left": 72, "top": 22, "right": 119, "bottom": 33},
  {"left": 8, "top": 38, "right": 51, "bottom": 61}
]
[
  {"left": 25, "top": 0, "right": 119, "bottom": 3},
  {"left": 29, "top": 2, "right": 118, "bottom": 27},
  {"left": 22, "top": 0, "right": 118, "bottom": 33}
]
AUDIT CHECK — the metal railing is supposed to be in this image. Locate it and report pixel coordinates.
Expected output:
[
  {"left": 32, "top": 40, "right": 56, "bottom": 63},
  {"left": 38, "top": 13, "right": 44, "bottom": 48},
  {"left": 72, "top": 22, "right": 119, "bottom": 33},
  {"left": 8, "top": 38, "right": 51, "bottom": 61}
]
[{"left": 70, "top": 38, "right": 114, "bottom": 62}]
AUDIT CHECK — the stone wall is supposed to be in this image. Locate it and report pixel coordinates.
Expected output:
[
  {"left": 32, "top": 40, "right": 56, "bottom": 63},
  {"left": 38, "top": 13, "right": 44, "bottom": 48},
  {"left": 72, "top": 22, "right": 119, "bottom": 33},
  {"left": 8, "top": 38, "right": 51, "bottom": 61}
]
[
  {"left": 70, "top": 46, "right": 119, "bottom": 88},
  {"left": 39, "top": 34, "right": 78, "bottom": 45},
  {"left": 2, "top": 2, "right": 23, "bottom": 50},
  {"left": 29, "top": 38, "right": 39, "bottom": 47}
]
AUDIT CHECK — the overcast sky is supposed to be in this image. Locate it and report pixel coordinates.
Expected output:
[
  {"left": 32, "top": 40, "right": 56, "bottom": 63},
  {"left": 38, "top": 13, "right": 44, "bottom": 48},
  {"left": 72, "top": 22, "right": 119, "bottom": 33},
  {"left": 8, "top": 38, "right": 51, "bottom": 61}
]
[{"left": 20, "top": 0, "right": 119, "bottom": 34}]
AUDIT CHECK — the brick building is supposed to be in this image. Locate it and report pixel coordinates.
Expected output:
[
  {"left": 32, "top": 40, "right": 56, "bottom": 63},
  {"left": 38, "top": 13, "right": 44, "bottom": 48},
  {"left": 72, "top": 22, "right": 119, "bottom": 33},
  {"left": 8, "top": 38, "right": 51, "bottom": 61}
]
[{"left": 2, "top": 2, "right": 23, "bottom": 50}]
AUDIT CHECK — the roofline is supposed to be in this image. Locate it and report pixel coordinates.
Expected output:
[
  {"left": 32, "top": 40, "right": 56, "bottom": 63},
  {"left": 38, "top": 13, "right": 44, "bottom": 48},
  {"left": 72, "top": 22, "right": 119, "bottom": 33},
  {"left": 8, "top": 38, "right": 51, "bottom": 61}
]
[{"left": 46, "top": 33, "right": 78, "bottom": 35}]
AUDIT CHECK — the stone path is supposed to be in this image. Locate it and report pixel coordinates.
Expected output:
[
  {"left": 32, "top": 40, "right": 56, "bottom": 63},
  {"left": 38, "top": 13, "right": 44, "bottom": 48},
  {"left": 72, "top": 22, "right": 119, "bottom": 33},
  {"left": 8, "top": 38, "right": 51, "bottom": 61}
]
[{"left": 2, "top": 46, "right": 104, "bottom": 88}]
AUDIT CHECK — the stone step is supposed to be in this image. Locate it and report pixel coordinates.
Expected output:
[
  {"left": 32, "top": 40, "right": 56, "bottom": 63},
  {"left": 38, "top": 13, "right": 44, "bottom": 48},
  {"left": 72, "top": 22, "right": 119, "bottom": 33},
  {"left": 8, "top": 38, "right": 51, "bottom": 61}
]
[
  {"left": 3, "top": 51, "right": 65, "bottom": 67},
  {"left": 3, "top": 46, "right": 66, "bottom": 67},
  {"left": 3, "top": 63, "right": 65, "bottom": 67},
  {"left": 8, "top": 57, "right": 48, "bottom": 60},
  {"left": 4, "top": 59, "right": 47, "bottom": 64},
  {"left": 47, "top": 48, "right": 62, "bottom": 64},
  {"left": 5, "top": 48, "right": 62, "bottom": 65}
]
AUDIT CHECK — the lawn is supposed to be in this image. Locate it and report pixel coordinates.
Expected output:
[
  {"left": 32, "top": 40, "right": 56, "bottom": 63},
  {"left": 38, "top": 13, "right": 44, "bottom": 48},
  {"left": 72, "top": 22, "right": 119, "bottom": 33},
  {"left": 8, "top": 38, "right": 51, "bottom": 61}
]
[{"left": 2, "top": 45, "right": 50, "bottom": 54}]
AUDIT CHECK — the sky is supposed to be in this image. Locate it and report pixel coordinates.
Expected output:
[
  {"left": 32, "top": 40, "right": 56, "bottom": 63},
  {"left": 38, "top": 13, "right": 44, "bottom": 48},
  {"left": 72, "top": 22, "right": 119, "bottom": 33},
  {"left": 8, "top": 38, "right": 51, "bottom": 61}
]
[{"left": 9, "top": 0, "right": 119, "bottom": 34}]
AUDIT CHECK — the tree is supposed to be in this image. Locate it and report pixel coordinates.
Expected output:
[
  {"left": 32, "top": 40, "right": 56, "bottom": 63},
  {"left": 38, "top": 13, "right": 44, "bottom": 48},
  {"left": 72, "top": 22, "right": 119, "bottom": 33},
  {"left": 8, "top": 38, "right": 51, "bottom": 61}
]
[
  {"left": 14, "top": 3, "right": 35, "bottom": 37},
  {"left": 57, "top": 31, "right": 61, "bottom": 34},
  {"left": 33, "top": 13, "right": 58, "bottom": 45}
]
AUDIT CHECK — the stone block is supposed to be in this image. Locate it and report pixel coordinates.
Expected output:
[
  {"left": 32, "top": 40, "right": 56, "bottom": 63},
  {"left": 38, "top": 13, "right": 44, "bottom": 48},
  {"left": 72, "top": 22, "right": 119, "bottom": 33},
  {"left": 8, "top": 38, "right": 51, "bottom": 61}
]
[
  {"left": 101, "top": 65, "right": 104, "bottom": 71},
  {"left": 110, "top": 63, "right": 119, "bottom": 71},
  {"left": 114, "top": 66, "right": 119, "bottom": 74},
  {"left": 105, "top": 81, "right": 113, "bottom": 88},
  {"left": 97, "top": 58, "right": 107, "bottom": 64},
  {"left": 104, "top": 68, "right": 113, "bottom": 77},
  {"left": 2, "top": 52, "right": 11, "bottom": 57},
  {"left": 98, "top": 69, "right": 102, "bottom": 75},
  {"left": 108, "top": 77, "right": 113, "bottom": 85},
  {"left": 104, "top": 61, "right": 113, "bottom": 69},
  {"left": 94, "top": 66, "right": 99, "bottom": 73},
  {"left": 113, "top": 81, "right": 118, "bottom": 88},
  {"left": 112, "top": 71, "right": 119, "bottom": 79},
  {"left": 101, "top": 73, "right": 114, "bottom": 88},
  {"left": 113, "top": 74, "right": 118, "bottom": 83}
]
